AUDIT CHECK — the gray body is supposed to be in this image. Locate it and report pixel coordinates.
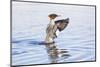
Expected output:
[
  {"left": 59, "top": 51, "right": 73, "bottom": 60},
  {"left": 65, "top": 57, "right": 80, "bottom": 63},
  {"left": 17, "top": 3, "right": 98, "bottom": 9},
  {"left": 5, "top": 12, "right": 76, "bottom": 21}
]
[
  {"left": 45, "top": 20, "right": 57, "bottom": 43},
  {"left": 45, "top": 18, "right": 69, "bottom": 43}
]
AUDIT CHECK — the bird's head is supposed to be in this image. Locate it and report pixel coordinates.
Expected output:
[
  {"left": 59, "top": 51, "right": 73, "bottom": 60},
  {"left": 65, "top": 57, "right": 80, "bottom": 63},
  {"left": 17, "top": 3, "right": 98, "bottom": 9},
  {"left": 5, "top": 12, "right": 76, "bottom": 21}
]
[{"left": 48, "top": 14, "right": 61, "bottom": 20}]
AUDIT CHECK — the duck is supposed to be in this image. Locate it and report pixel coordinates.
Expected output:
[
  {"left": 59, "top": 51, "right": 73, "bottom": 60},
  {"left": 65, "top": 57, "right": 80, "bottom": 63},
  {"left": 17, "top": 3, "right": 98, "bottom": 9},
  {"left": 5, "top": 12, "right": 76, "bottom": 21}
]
[{"left": 45, "top": 14, "right": 69, "bottom": 44}]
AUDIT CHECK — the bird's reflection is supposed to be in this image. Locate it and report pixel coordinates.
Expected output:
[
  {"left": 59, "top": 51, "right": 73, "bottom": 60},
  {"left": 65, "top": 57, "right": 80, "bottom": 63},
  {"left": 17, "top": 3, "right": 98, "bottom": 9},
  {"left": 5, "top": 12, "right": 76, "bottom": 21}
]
[{"left": 45, "top": 42, "right": 70, "bottom": 63}]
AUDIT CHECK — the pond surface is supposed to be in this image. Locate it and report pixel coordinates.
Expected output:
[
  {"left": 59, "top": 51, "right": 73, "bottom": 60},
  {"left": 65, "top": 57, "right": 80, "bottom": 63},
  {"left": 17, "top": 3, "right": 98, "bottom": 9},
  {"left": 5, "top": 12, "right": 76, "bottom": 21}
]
[{"left": 12, "top": 1, "right": 96, "bottom": 66}]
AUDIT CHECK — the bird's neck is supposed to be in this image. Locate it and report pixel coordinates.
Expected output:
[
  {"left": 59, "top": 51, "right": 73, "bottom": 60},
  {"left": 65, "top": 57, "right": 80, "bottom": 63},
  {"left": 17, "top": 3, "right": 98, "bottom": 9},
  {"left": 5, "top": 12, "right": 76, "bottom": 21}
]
[{"left": 50, "top": 19, "right": 55, "bottom": 25}]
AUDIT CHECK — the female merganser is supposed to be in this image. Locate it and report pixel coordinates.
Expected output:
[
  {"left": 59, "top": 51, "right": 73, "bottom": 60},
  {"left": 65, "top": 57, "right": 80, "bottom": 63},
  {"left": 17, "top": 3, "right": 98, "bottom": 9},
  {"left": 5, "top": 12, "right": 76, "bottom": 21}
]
[{"left": 45, "top": 14, "right": 69, "bottom": 43}]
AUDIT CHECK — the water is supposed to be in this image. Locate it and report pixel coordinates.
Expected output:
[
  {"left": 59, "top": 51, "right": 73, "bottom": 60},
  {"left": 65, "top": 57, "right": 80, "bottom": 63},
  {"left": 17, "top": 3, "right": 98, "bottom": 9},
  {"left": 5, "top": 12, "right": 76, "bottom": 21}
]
[{"left": 12, "top": 1, "right": 96, "bottom": 66}]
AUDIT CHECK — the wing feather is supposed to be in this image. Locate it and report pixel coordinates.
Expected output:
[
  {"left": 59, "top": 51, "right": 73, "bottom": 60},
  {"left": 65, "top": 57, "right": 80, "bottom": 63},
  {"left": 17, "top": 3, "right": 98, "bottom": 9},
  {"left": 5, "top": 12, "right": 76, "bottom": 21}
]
[{"left": 55, "top": 18, "right": 69, "bottom": 31}]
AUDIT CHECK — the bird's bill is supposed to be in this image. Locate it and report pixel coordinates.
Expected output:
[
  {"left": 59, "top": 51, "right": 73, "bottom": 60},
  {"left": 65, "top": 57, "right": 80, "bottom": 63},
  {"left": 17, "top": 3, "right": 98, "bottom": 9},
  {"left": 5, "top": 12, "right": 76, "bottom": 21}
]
[{"left": 57, "top": 15, "right": 61, "bottom": 17}]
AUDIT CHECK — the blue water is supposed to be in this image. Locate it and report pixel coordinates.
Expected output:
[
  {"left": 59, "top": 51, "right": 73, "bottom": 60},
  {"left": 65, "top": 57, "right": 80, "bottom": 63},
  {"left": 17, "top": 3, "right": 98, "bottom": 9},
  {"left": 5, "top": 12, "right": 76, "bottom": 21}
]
[{"left": 12, "top": 1, "right": 96, "bottom": 65}]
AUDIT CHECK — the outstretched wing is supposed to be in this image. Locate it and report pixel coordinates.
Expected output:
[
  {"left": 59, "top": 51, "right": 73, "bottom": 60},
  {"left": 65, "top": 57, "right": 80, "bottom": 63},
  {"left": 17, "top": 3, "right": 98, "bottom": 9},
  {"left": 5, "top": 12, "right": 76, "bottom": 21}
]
[{"left": 55, "top": 18, "right": 69, "bottom": 31}]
